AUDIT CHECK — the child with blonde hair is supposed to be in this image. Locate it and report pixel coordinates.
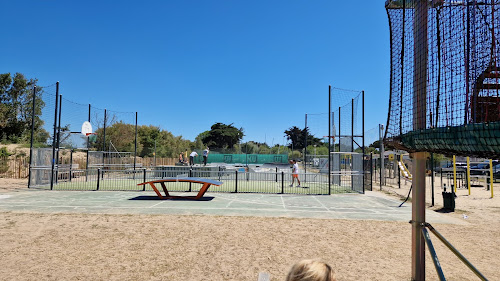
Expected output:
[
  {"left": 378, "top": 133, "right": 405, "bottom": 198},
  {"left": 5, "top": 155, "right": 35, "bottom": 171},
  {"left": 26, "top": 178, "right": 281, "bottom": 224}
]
[{"left": 286, "top": 259, "right": 336, "bottom": 281}]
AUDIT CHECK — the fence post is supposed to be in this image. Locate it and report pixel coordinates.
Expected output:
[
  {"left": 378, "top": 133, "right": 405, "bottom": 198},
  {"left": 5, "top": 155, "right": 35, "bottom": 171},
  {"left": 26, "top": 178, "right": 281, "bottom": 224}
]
[
  {"left": 134, "top": 112, "right": 138, "bottom": 174},
  {"left": 275, "top": 167, "right": 278, "bottom": 182},
  {"left": 55, "top": 93, "right": 62, "bottom": 185},
  {"left": 28, "top": 86, "right": 37, "bottom": 188},
  {"left": 69, "top": 150, "right": 73, "bottom": 182},
  {"left": 281, "top": 171, "right": 284, "bottom": 194},
  {"left": 218, "top": 166, "right": 221, "bottom": 181},
  {"left": 370, "top": 152, "right": 373, "bottom": 189},
  {"left": 50, "top": 86, "right": 59, "bottom": 190},
  {"left": 431, "top": 153, "right": 435, "bottom": 206},
  {"left": 142, "top": 168, "right": 147, "bottom": 191},
  {"left": 189, "top": 169, "right": 192, "bottom": 192},
  {"left": 97, "top": 168, "right": 100, "bottom": 190},
  {"left": 235, "top": 170, "right": 238, "bottom": 193}
]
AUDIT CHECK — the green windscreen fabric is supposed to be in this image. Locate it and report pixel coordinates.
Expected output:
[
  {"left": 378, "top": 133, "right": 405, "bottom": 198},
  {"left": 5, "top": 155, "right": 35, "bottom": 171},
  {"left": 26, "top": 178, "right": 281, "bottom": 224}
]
[
  {"left": 201, "top": 154, "right": 288, "bottom": 164},
  {"left": 387, "top": 121, "right": 500, "bottom": 158}
]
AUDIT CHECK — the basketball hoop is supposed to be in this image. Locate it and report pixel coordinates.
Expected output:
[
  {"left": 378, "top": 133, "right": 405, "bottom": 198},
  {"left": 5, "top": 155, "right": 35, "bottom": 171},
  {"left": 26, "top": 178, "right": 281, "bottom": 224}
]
[
  {"left": 81, "top": 121, "right": 93, "bottom": 136},
  {"left": 323, "top": 136, "right": 336, "bottom": 142},
  {"left": 85, "top": 132, "right": 97, "bottom": 143}
]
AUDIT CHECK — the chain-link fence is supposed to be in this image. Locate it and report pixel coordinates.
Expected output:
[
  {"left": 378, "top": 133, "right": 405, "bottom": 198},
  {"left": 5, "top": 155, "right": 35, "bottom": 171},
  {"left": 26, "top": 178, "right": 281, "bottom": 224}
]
[{"left": 28, "top": 82, "right": 138, "bottom": 189}]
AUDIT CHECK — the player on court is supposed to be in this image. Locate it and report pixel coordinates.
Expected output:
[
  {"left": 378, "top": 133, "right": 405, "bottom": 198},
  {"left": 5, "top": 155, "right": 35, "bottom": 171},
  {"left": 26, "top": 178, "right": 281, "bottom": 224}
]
[{"left": 290, "top": 159, "right": 301, "bottom": 187}]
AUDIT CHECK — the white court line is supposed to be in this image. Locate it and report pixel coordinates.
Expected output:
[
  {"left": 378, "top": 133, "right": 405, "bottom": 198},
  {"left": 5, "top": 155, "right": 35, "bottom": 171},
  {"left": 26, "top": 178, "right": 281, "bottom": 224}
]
[
  {"left": 225, "top": 198, "right": 236, "bottom": 208},
  {"left": 281, "top": 195, "right": 286, "bottom": 209},
  {"left": 148, "top": 201, "right": 165, "bottom": 208},
  {"left": 313, "top": 196, "right": 330, "bottom": 211}
]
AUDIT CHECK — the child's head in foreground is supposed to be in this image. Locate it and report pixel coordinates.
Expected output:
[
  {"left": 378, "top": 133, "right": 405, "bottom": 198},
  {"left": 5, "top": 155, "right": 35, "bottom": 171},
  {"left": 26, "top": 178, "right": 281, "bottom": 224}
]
[{"left": 286, "top": 259, "right": 336, "bottom": 281}]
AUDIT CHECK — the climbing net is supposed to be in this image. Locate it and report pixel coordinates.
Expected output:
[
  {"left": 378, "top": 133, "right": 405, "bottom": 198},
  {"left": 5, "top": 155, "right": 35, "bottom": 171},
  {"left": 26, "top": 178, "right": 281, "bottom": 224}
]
[{"left": 386, "top": 0, "right": 500, "bottom": 158}]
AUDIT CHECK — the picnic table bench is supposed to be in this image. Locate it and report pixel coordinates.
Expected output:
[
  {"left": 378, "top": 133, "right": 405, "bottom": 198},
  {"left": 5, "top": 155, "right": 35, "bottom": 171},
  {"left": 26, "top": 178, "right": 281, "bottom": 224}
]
[{"left": 137, "top": 177, "right": 223, "bottom": 200}]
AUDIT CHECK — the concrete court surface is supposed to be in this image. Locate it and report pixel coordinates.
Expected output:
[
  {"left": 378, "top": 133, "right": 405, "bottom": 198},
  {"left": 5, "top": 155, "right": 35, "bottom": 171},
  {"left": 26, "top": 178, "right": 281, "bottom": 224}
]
[{"left": 0, "top": 189, "right": 463, "bottom": 224}]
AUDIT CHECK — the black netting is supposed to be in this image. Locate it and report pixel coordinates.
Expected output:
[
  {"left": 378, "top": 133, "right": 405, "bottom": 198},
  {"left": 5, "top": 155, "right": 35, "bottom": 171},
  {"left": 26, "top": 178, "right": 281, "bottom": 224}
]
[
  {"left": 59, "top": 98, "right": 89, "bottom": 149},
  {"left": 38, "top": 84, "right": 58, "bottom": 146},
  {"left": 306, "top": 87, "right": 363, "bottom": 152},
  {"left": 386, "top": 0, "right": 500, "bottom": 158}
]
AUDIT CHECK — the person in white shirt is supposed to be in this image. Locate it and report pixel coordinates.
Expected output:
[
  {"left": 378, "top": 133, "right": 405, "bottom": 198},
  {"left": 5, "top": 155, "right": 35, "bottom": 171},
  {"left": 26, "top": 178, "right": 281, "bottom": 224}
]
[
  {"left": 189, "top": 151, "right": 198, "bottom": 166},
  {"left": 202, "top": 147, "right": 209, "bottom": 166},
  {"left": 290, "top": 159, "right": 301, "bottom": 187}
]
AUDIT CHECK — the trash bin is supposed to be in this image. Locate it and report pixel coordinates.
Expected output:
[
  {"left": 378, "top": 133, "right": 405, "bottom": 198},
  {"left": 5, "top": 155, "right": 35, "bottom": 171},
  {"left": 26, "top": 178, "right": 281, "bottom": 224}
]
[{"left": 442, "top": 188, "right": 455, "bottom": 211}]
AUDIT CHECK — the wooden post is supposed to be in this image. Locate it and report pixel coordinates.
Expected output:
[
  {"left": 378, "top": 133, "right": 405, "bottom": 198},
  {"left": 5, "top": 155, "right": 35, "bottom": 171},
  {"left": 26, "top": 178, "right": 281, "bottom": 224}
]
[
  {"left": 412, "top": 1, "right": 428, "bottom": 279},
  {"left": 467, "top": 157, "right": 471, "bottom": 195},
  {"left": 490, "top": 159, "right": 494, "bottom": 198},
  {"left": 453, "top": 155, "right": 457, "bottom": 193}
]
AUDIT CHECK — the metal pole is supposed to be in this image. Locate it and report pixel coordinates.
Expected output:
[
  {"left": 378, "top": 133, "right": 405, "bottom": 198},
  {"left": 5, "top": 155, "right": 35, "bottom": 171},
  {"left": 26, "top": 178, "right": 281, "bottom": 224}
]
[
  {"left": 281, "top": 171, "right": 284, "bottom": 194},
  {"left": 412, "top": 1, "right": 428, "bottom": 279},
  {"left": 235, "top": 170, "right": 238, "bottom": 193},
  {"left": 351, "top": 98, "right": 354, "bottom": 152},
  {"left": 304, "top": 113, "right": 307, "bottom": 182},
  {"left": 466, "top": 156, "right": 470, "bottom": 195},
  {"left": 50, "top": 84, "right": 59, "bottom": 190},
  {"left": 103, "top": 109, "right": 107, "bottom": 152},
  {"left": 351, "top": 98, "right": 355, "bottom": 192},
  {"left": 97, "top": 168, "right": 100, "bottom": 190},
  {"left": 431, "top": 153, "right": 435, "bottom": 206},
  {"left": 379, "top": 124, "right": 384, "bottom": 189},
  {"left": 328, "top": 85, "right": 331, "bottom": 195},
  {"left": 338, "top": 106, "right": 342, "bottom": 187},
  {"left": 426, "top": 223, "right": 489, "bottom": 281},
  {"left": 69, "top": 150, "right": 73, "bottom": 182},
  {"left": 86, "top": 104, "right": 90, "bottom": 182},
  {"left": 28, "top": 86, "right": 37, "bottom": 188},
  {"left": 370, "top": 152, "right": 373, "bottom": 190},
  {"left": 398, "top": 154, "right": 401, "bottom": 189},
  {"left": 421, "top": 227, "right": 446, "bottom": 281},
  {"left": 490, "top": 159, "right": 494, "bottom": 198},
  {"left": 338, "top": 106, "right": 341, "bottom": 152},
  {"left": 362, "top": 90, "right": 365, "bottom": 193},
  {"left": 453, "top": 155, "right": 457, "bottom": 192},
  {"left": 134, "top": 112, "right": 137, "bottom": 171},
  {"left": 102, "top": 109, "right": 107, "bottom": 171},
  {"left": 55, "top": 93, "right": 62, "bottom": 185}
]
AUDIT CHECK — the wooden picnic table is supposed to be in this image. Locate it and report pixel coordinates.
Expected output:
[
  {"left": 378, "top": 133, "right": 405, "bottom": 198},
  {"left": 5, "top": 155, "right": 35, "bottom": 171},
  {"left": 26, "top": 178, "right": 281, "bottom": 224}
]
[{"left": 137, "top": 177, "right": 223, "bottom": 200}]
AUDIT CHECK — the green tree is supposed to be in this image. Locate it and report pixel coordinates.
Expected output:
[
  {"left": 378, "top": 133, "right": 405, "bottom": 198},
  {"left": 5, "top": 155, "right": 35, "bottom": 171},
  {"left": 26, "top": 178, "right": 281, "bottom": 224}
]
[
  {"left": 200, "top": 122, "right": 244, "bottom": 149},
  {"left": 0, "top": 73, "right": 48, "bottom": 144},
  {"left": 241, "top": 141, "right": 270, "bottom": 154},
  {"left": 137, "top": 125, "right": 160, "bottom": 157},
  {"left": 284, "top": 126, "right": 322, "bottom": 150},
  {"left": 92, "top": 122, "right": 136, "bottom": 152}
]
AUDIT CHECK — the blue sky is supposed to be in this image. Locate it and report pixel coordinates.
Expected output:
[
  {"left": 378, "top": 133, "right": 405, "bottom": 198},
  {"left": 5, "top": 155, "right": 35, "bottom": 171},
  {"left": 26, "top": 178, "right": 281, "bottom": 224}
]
[{"left": 2, "top": 0, "right": 390, "bottom": 146}]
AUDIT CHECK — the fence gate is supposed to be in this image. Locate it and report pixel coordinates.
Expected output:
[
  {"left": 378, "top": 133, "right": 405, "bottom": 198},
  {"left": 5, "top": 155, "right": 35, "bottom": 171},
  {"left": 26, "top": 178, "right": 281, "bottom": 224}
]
[
  {"left": 29, "top": 148, "right": 53, "bottom": 188},
  {"left": 330, "top": 151, "right": 365, "bottom": 193},
  {"left": 363, "top": 154, "right": 373, "bottom": 191}
]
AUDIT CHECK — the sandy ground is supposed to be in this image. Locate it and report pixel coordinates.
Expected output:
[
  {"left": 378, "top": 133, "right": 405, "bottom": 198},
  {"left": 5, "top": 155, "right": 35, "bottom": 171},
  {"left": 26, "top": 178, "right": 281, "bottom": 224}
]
[{"left": 1, "top": 178, "right": 499, "bottom": 281}]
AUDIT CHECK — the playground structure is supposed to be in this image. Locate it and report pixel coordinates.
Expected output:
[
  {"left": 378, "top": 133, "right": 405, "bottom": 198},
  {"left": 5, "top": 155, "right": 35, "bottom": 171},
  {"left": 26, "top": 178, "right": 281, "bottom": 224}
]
[
  {"left": 386, "top": 0, "right": 499, "bottom": 279},
  {"left": 398, "top": 159, "right": 412, "bottom": 180}
]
